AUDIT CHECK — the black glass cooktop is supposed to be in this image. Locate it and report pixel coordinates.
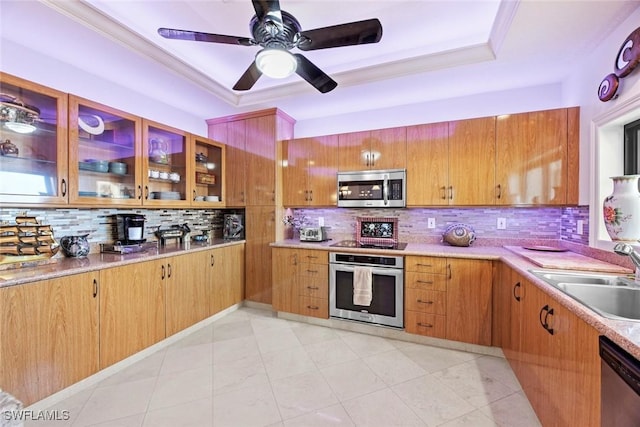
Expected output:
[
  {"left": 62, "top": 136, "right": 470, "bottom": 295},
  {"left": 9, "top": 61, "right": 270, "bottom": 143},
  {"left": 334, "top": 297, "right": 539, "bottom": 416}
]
[{"left": 329, "top": 240, "right": 407, "bottom": 251}]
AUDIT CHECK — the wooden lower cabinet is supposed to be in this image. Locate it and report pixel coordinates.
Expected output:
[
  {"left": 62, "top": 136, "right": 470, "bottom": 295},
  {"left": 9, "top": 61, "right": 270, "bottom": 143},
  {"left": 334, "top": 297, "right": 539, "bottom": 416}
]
[
  {"left": 245, "top": 206, "right": 276, "bottom": 304},
  {"left": 210, "top": 243, "right": 245, "bottom": 315},
  {"left": 0, "top": 272, "right": 99, "bottom": 406},
  {"left": 405, "top": 256, "right": 492, "bottom": 345},
  {"left": 272, "top": 247, "right": 328, "bottom": 319},
  {"left": 99, "top": 259, "right": 166, "bottom": 369}
]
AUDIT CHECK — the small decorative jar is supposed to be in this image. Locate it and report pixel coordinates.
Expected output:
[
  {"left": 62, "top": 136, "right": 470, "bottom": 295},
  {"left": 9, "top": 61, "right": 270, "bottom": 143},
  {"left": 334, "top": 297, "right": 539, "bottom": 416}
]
[
  {"left": 59, "top": 234, "right": 90, "bottom": 257},
  {"left": 603, "top": 175, "right": 640, "bottom": 242}
]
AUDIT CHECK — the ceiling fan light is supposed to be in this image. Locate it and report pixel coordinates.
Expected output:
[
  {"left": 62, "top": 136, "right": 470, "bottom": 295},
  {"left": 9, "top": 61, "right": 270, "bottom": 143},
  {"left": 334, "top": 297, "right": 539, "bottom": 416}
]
[{"left": 255, "top": 49, "right": 297, "bottom": 78}]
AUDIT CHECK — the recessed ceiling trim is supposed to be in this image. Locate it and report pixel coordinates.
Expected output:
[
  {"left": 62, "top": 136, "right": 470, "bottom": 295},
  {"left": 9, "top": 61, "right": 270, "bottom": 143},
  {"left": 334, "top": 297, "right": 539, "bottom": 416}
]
[
  {"left": 236, "top": 43, "right": 497, "bottom": 106},
  {"left": 39, "top": 0, "right": 239, "bottom": 105},
  {"left": 489, "top": 0, "right": 520, "bottom": 54}
]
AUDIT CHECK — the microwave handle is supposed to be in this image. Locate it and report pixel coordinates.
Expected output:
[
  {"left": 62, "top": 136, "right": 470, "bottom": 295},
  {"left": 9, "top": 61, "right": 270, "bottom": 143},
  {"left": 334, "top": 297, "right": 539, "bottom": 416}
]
[{"left": 383, "top": 173, "right": 389, "bottom": 206}]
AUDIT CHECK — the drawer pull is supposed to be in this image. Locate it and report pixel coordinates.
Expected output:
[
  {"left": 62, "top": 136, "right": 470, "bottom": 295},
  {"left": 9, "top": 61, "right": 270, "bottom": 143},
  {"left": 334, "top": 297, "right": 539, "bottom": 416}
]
[
  {"left": 307, "top": 286, "right": 319, "bottom": 290},
  {"left": 416, "top": 280, "right": 434, "bottom": 285},
  {"left": 307, "top": 305, "right": 319, "bottom": 310},
  {"left": 417, "top": 299, "right": 433, "bottom": 304},
  {"left": 306, "top": 255, "right": 318, "bottom": 260},
  {"left": 416, "top": 263, "right": 432, "bottom": 267},
  {"left": 306, "top": 269, "right": 318, "bottom": 274},
  {"left": 417, "top": 322, "right": 433, "bottom": 328}
]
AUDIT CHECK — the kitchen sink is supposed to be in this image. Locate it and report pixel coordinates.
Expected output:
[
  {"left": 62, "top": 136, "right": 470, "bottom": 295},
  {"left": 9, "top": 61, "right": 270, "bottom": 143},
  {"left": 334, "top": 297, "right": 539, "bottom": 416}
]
[{"left": 529, "top": 269, "right": 640, "bottom": 321}]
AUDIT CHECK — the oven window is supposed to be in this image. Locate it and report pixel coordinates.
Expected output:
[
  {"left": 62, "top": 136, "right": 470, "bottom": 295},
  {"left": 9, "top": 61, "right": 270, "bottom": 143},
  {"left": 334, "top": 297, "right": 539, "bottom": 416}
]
[
  {"left": 338, "top": 180, "right": 384, "bottom": 201},
  {"left": 334, "top": 270, "right": 396, "bottom": 317}
]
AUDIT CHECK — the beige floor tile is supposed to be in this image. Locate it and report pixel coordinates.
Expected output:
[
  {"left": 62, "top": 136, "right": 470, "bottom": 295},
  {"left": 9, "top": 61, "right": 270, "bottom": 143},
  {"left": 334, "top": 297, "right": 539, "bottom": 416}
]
[
  {"left": 320, "top": 360, "right": 387, "bottom": 402},
  {"left": 86, "top": 413, "right": 145, "bottom": 427},
  {"left": 159, "top": 342, "right": 213, "bottom": 376},
  {"left": 271, "top": 371, "right": 339, "bottom": 420},
  {"left": 439, "top": 409, "right": 499, "bottom": 427},
  {"left": 282, "top": 404, "right": 355, "bottom": 427},
  {"left": 148, "top": 365, "right": 213, "bottom": 411},
  {"left": 342, "top": 388, "right": 425, "bottom": 426},
  {"left": 143, "top": 397, "right": 214, "bottom": 427},
  {"left": 100, "top": 351, "right": 166, "bottom": 387},
  {"left": 397, "top": 341, "right": 479, "bottom": 373},
  {"left": 262, "top": 346, "right": 317, "bottom": 380},
  {"left": 212, "top": 382, "right": 281, "bottom": 427},
  {"left": 392, "top": 374, "right": 475, "bottom": 426},
  {"left": 363, "top": 349, "right": 427, "bottom": 386},
  {"left": 479, "top": 391, "right": 541, "bottom": 427},
  {"left": 212, "top": 335, "right": 260, "bottom": 365},
  {"left": 335, "top": 330, "right": 398, "bottom": 357},
  {"left": 72, "top": 378, "right": 156, "bottom": 427},
  {"left": 303, "top": 338, "right": 360, "bottom": 368},
  {"left": 212, "top": 352, "right": 269, "bottom": 395},
  {"left": 211, "top": 319, "right": 254, "bottom": 342},
  {"left": 255, "top": 327, "right": 302, "bottom": 354},
  {"left": 290, "top": 322, "right": 339, "bottom": 345}
]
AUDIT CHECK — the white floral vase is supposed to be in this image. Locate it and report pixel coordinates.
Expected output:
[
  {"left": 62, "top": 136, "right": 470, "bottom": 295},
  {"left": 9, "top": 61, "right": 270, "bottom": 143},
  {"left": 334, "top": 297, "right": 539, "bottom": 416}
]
[{"left": 603, "top": 175, "right": 640, "bottom": 242}]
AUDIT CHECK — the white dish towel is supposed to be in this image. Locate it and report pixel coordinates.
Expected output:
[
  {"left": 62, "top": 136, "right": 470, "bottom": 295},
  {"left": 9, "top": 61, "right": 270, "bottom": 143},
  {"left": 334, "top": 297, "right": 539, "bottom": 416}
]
[{"left": 353, "top": 266, "right": 373, "bottom": 306}]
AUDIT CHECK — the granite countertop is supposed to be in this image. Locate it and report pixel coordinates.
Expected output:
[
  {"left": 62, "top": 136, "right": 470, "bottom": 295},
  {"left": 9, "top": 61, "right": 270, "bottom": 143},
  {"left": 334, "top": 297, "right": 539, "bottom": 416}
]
[
  {"left": 271, "top": 239, "right": 640, "bottom": 360},
  {"left": 0, "top": 239, "right": 245, "bottom": 288}
]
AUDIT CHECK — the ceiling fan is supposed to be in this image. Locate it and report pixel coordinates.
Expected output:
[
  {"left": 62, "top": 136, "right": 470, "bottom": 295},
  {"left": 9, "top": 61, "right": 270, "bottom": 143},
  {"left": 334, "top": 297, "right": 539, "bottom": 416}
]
[{"left": 158, "top": 0, "right": 383, "bottom": 93}]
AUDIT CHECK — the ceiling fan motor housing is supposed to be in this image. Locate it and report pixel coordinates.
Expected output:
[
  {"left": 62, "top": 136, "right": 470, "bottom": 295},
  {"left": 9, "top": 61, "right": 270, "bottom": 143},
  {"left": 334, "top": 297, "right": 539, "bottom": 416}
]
[{"left": 250, "top": 10, "right": 301, "bottom": 50}]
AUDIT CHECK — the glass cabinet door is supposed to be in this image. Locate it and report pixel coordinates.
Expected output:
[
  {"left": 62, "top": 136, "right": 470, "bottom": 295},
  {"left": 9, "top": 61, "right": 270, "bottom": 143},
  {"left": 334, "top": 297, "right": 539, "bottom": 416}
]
[
  {"left": 143, "top": 120, "right": 191, "bottom": 206},
  {"left": 192, "top": 135, "right": 225, "bottom": 206},
  {"left": 0, "top": 73, "right": 68, "bottom": 205},
  {"left": 68, "top": 96, "right": 142, "bottom": 206}
]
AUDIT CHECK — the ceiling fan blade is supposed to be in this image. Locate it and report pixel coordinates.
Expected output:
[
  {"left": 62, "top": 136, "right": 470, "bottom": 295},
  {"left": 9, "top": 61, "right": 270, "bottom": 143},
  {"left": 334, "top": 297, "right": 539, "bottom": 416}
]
[
  {"left": 252, "top": 0, "right": 283, "bottom": 31},
  {"left": 232, "top": 61, "right": 263, "bottom": 91},
  {"left": 293, "top": 54, "right": 337, "bottom": 93},
  {"left": 297, "top": 18, "right": 382, "bottom": 51},
  {"left": 158, "top": 28, "right": 254, "bottom": 46}
]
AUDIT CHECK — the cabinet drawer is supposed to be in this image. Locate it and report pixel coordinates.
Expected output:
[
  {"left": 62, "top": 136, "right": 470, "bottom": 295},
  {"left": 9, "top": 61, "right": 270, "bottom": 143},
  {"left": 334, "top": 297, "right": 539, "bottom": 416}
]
[
  {"left": 298, "top": 296, "right": 328, "bottom": 319},
  {"left": 405, "top": 256, "right": 447, "bottom": 274},
  {"left": 299, "top": 278, "right": 328, "bottom": 298},
  {"left": 297, "top": 249, "right": 327, "bottom": 265},
  {"left": 406, "top": 271, "right": 447, "bottom": 291},
  {"left": 406, "top": 289, "right": 446, "bottom": 314},
  {"left": 299, "top": 264, "right": 328, "bottom": 281},
  {"left": 405, "top": 311, "right": 446, "bottom": 338}
]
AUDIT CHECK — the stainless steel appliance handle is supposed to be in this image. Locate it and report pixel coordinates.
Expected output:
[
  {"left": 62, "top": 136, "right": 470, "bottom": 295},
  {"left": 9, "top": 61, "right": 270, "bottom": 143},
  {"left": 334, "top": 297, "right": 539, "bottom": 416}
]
[{"left": 383, "top": 173, "right": 389, "bottom": 205}]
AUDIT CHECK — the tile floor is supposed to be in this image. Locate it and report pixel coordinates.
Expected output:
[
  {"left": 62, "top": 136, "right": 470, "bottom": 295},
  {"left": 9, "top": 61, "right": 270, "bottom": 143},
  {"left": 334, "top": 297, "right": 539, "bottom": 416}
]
[{"left": 26, "top": 307, "right": 540, "bottom": 427}]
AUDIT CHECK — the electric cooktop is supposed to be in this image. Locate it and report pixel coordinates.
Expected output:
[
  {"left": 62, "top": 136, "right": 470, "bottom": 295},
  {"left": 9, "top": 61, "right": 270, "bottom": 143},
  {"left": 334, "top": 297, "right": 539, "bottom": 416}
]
[{"left": 329, "top": 240, "right": 408, "bottom": 251}]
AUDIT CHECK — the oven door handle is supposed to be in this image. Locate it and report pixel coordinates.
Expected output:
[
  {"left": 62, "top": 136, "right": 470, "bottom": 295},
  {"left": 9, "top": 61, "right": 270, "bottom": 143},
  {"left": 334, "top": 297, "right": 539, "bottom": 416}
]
[{"left": 383, "top": 173, "right": 389, "bottom": 206}]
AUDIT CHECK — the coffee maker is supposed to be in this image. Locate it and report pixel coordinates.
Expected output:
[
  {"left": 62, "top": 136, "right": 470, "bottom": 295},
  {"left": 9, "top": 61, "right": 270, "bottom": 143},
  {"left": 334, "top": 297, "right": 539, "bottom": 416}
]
[{"left": 116, "top": 214, "right": 146, "bottom": 244}]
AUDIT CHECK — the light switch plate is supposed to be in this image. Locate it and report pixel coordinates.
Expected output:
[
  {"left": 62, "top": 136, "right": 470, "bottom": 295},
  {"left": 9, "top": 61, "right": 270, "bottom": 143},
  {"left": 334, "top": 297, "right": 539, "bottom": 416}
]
[
  {"left": 497, "top": 218, "right": 507, "bottom": 229},
  {"left": 427, "top": 218, "right": 436, "bottom": 228}
]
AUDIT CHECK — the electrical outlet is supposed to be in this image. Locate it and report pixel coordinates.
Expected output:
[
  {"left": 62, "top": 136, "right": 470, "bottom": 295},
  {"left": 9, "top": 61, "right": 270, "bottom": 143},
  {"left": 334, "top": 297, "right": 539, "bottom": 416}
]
[
  {"left": 318, "top": 217, "right": 324, "bottom": 226},
  {"left": 497, "top": 217, "right": 507, "bottom": 229},
  {"left": 577, "top": 219, "right": 584, "bottom": 235},
  {"left": 427, "top": 218, "right": 436, "bottom": 229}
]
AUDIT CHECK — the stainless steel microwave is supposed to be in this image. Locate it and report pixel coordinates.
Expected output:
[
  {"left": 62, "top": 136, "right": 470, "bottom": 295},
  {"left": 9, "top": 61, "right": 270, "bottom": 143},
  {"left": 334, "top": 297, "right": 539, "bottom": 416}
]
[{"left": 337, "top": 169, "right": 406, "bottom": 208}]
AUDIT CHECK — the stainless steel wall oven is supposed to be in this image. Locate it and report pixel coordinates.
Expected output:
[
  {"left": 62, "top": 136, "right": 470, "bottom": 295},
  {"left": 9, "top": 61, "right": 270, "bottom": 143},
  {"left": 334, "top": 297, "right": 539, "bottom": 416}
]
[{"left": 329, "top": 252, "right": 404, "bottom": 328}]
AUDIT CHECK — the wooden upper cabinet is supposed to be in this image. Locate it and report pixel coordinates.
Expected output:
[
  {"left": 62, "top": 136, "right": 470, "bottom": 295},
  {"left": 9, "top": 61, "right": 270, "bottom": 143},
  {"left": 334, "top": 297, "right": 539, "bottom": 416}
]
[
  {"left": 245, "top": 116, "right": 276, "bottom": 205},
  {"left": 448, "top": 117, "right": 496, "bottom": 205},
  {"left": 496, "top": 107, "right": 578, "bottom": 205},
  {"left": 0, "top": 72, "right": 69, "bottom": 206},
  {"left": 338, "top": 127, "right": 406, "bottom": 171},
  {"left": 192, "top": 134, "right": 225, "bottom": 207},
  {"left": 406, "top": 122, "right": 449, "bottom": 206},
  {"left": 283, "top": 135, "right": 339, "bottom": 206}
]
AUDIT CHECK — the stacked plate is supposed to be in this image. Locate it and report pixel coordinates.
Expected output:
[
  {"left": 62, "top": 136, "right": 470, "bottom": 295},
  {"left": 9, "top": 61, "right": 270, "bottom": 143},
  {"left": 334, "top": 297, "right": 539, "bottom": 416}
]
[{"left": 150, "top": 191, "right": 181, "bottom": 200}]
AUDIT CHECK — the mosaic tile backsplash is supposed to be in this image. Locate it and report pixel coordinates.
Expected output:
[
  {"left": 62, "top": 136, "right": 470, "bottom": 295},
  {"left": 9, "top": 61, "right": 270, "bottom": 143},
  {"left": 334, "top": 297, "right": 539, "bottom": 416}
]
[{"left": 1, "top": 205, "right": 590, "bottom": 252}]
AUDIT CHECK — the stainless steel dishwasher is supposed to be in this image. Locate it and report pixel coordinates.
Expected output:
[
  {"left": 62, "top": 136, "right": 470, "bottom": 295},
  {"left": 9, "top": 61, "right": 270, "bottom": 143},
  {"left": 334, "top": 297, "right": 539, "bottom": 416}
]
[{"left": 600, "top": 336, "right": 640, "bottom": 426}]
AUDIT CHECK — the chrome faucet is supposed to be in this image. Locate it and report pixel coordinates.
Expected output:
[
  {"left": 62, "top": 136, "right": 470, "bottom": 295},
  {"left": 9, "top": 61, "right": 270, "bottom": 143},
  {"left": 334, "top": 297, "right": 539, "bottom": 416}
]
[{"left": 613, "top": 243, "right": 640, "bottom": 281}]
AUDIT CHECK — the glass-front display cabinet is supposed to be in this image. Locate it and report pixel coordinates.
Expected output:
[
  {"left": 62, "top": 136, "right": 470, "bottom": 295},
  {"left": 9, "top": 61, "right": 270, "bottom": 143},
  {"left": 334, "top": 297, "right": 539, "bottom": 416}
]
[
  {"left": 68, "top": 96, "right": 142, "bottom": 206},
  {"left": 142, "top": 120, "right": 191, "bottom": 207},
  {"left": 192, "top": 135, "right": 225, "bottom": 207},
  {"left": 0, "top": 72, "right": 68, "bottom": 205}
]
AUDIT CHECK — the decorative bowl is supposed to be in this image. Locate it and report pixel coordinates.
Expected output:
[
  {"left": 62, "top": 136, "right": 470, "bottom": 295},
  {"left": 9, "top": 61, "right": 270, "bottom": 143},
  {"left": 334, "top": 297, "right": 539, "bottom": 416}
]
[
  {"left": 60, "top": 234, "right": 90, "bottom": 257},
  {"left": 442, "top": 223, "right": 476, "bottom": 247}
]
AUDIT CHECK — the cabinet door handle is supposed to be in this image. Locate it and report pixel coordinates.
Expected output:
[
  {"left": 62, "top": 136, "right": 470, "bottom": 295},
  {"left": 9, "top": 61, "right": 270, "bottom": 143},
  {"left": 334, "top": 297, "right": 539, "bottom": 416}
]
[
  {"left": 93, "top": 278, "right": 98, "bottom": 298},
  {"left": 304, "top": 190, "right": 308, "bottom": 201},
  {"left": 448, "top": 186, "right": 453, "bottom": 200},
  {"left": 161, "top": 265, "right": 165, "bottom": 279},
  {"left": 61, "top": 178, "right": 67, "bottom": 197},
  {"left": 370, "top": 153, "right": 376, "bottom": 167},
  {"left": 193, "top": 190, "right": 197, "bottom": 201},
  {"left": 167, "top": 263, "right": 172, "bottom": 278},
  {"left": 417, "top": 299, "right": 433, "bottom": 304},
  {"left": 496, "top": 184, "right": 502, "bottom": 199},
  {"left": 539, "top": 304, "right": 555, "bottom": 335},
  {"left": 211, "top": 254, "right": 215, "bottom": 267},
  {"left": 447, "top": 264, "right": 452, "bottom": 279},
  {"left": 309, "top": 190, "right": 313, "bottom": 201},
  {"left": 145, "top": 185, "right": 149, "bottom": 200},
  {"left": 440, "top": 186, "right": 447, "bottom": 200},
  {"left": 513, "top": 281, "right": 521, "bottom": 302},
  {"left": 293, "top": 254, "right": 298, "bottom": 265},
  {"left": 138, "top": 185, "right": 142, "bottom": 200},
  {"left": 417, "top": 322, "right": 433, "bottom": 328},
  {"left": 240, "top": 191, "right": 245, "bottom": 202}
]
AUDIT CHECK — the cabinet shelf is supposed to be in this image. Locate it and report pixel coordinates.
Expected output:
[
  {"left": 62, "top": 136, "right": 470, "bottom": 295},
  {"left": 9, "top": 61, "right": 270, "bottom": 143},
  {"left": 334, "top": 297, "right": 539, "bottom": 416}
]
[{"left": 78, "top": 136, "right": 134, "bottom": 151}]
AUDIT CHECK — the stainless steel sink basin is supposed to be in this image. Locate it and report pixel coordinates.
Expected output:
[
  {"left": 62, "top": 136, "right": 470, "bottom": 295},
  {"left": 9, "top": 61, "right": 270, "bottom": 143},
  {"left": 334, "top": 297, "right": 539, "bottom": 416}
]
[{"left": 529, "top": 269, "right": 640, "bottom": 321}]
